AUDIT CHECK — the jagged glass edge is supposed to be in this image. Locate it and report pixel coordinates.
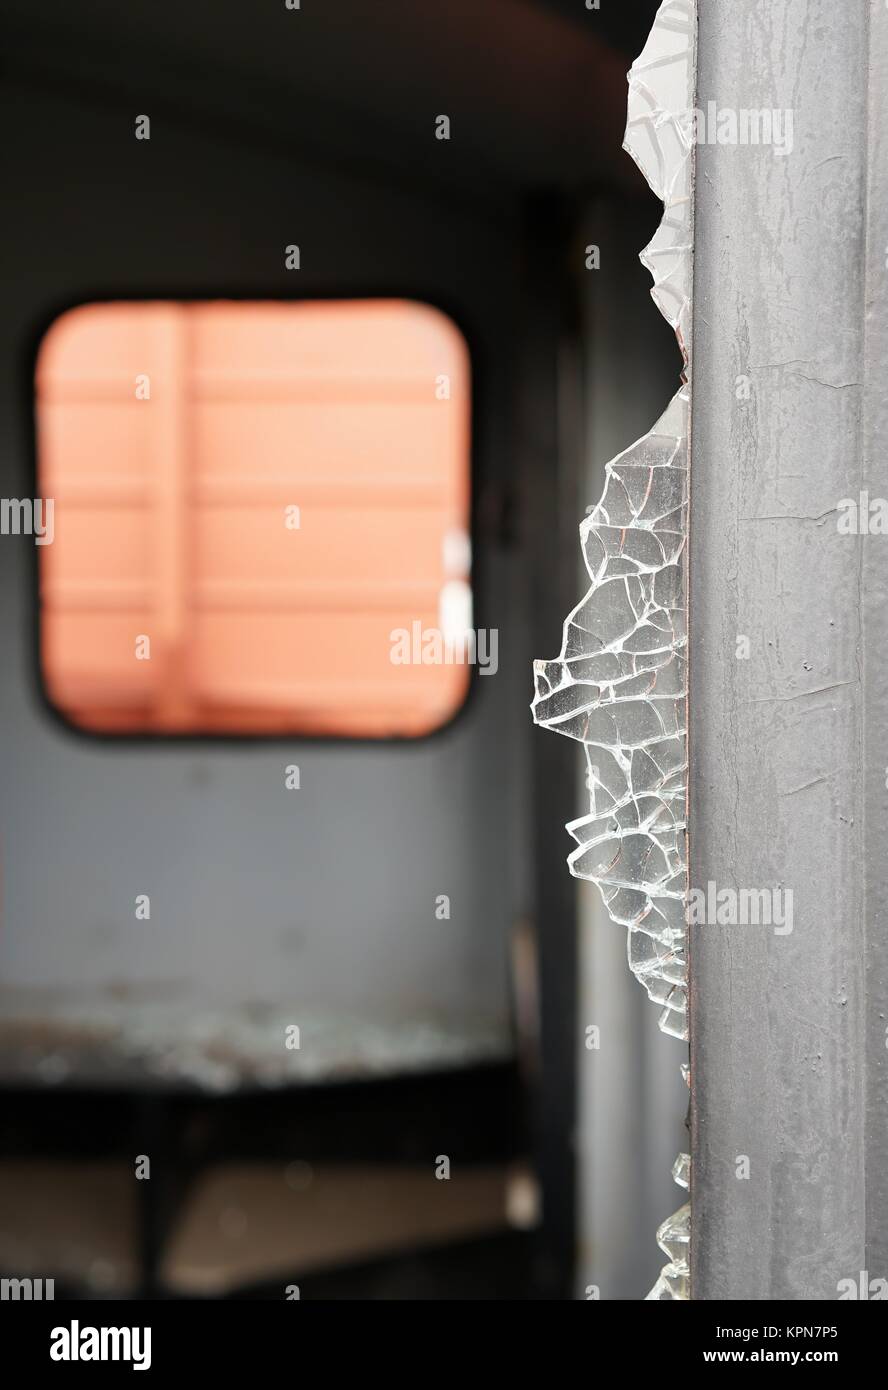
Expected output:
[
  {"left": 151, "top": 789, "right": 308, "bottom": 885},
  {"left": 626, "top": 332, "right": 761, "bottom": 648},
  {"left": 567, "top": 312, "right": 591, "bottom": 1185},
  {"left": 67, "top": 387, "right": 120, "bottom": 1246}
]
[{"left": 530, "top": 0, "right": 697, "bottom": 1301}]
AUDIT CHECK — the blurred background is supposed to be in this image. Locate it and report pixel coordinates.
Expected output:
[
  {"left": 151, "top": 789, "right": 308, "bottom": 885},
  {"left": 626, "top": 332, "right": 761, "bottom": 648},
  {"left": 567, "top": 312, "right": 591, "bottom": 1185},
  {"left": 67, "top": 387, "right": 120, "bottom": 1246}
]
[{"left": 0, "top": 0, "right": 686, "bottom": 1299}]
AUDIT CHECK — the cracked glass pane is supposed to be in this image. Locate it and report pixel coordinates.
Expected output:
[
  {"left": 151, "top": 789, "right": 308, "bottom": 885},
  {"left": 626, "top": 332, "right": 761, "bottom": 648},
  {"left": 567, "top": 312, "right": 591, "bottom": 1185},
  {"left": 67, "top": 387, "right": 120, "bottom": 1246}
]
[
  {"left": 647, "top": 1193, "right": 690, "bottom": 1301},
  {"left": 531, "top": 0, "right": 696, "bottom": 1299}
]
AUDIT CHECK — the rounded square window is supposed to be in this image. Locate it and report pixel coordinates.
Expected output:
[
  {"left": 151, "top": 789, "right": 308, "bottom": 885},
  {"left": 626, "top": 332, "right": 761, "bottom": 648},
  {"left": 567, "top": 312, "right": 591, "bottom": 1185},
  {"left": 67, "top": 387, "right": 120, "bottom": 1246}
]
[{"left": 35, "top": 299, "right": 472, "bottom": 737}]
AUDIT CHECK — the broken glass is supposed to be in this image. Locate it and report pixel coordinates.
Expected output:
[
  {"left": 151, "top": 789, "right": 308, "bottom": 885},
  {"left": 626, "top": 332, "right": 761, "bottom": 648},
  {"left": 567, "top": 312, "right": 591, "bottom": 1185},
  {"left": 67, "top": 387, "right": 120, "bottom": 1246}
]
[
  {"left": 646, "top": 1177, "right": 690, "bottom": 1300},
  {"left": 531, "top": 0, "right": 696, "bottom": 1298}
]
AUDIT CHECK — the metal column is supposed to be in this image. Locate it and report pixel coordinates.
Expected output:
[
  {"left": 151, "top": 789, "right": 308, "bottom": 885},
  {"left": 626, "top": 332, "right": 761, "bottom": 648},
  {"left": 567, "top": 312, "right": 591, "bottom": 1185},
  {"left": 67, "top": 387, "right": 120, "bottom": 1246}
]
[{"left": 690, "top": 0, "right": 880, "bottom": 1299}]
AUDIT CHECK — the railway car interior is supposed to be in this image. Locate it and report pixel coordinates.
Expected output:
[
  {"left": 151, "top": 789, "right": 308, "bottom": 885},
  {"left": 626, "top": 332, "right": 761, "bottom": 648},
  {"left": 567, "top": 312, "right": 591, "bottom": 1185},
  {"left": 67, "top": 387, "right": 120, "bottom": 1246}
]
[{"left": 0, "top": 0, "right": 686, "bottom": 1300}]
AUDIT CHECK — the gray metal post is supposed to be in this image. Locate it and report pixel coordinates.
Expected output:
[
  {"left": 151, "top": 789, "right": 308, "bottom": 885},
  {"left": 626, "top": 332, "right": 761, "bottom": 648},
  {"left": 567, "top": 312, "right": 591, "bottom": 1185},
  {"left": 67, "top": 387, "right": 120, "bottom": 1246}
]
[
  {"left": 690, "top": 0, "right": 879, "bottom": 1299},
  {"left": 862, "top": 0, "right": 888, "bottom": 1287}
]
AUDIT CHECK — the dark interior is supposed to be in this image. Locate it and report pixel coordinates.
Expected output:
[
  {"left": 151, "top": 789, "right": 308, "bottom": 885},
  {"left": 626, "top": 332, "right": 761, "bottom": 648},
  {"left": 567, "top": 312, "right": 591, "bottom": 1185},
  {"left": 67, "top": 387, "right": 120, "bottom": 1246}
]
[{"left": 0, "top": 0, "right": 669, "bottom": 1300}]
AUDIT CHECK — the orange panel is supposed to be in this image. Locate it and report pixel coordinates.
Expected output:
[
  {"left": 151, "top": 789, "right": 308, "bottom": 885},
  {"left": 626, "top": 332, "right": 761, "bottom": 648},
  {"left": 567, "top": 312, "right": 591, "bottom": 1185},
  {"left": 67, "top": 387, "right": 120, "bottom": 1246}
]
[{"left": 35, "top": 300, "right": 472, "bottom": 736}]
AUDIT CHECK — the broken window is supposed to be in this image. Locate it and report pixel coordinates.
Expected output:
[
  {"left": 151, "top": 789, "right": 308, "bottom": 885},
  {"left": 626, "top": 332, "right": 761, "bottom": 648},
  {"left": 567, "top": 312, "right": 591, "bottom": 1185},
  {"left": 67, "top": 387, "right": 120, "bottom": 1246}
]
[{"left": 531, "top": 0, "right": 696, "bottom": 1300}]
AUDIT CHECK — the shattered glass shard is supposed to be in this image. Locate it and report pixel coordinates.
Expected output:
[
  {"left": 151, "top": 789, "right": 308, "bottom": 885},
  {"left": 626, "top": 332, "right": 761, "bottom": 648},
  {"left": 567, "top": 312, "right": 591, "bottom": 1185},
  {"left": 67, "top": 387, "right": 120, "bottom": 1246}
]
[
  {"left": 672, "top": 1151, "right": 691, "bottom": 1190},
  {"left": 645, "top": 1159, "right": 691, "bottom": 1303},
  {"left": 531, "top": 0, "right": 695, "bottom": 1042},
  {"left": 530, "top": 0, "right": 696, "bottom": 1300},
  {"left": 645, "top": 1198, "right": 690, "bottom": 1300}
]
